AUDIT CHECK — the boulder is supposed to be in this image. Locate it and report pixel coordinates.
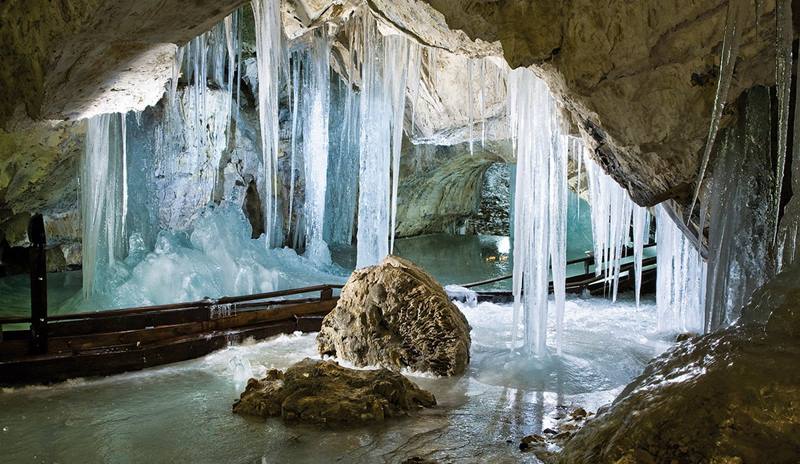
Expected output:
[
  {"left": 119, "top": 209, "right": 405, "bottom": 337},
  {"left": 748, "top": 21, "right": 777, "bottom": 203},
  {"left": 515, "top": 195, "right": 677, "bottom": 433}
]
[
  {"left": 556, "top": 262, "right": 800, "bottom": 463},
  {"left": 317, "top": 255, "right": 471, "bottom": 376},
  {"left": 232, "top": 358, "right": 436, "bottom": 425}
]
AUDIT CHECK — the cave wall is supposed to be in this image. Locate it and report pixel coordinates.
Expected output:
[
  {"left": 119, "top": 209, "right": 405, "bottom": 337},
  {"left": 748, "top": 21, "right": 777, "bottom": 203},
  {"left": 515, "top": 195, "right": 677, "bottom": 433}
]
[{"left": 419, "top": 0, "right": 780, "bottom": 210}]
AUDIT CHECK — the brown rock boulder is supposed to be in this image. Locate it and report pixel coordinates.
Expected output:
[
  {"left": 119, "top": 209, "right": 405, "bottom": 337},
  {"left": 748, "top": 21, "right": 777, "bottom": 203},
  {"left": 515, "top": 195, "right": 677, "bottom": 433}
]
[
  {"left": 232, "top": 358, "right": 436, "bottom": 425},
  {"left": 317, "top": 256, "right": 471, "bottom": 376}
]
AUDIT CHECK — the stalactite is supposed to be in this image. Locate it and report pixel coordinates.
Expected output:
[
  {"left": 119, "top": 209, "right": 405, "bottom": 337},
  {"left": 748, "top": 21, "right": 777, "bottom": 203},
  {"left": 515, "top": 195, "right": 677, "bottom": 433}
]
[
  {"left": 686, "top": 0, "right": 746, "bottom": 219},
  {"left": 773, "top": 0, "right": 793, "bottom": 245},
  {"left": 507, "top": 68, "right": 567, "bottom": 356},
  {"left": 251, "top": 0, "right": 284, "bottom": 247},
  {"left": 355, "top": 10, "right": 411, "bottom": 268},
  {"left": 301, "top": 31, "right": 333, "bottom": 265}
]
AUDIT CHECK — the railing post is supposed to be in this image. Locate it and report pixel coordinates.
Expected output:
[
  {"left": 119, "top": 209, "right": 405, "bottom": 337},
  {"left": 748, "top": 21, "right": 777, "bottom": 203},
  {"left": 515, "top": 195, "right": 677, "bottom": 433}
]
[
  {"left": 28, "top": 214, "right": 48, "bottom": 354},
  {"left": 320, "top": 286, "right": 333, "bottom": 301}
]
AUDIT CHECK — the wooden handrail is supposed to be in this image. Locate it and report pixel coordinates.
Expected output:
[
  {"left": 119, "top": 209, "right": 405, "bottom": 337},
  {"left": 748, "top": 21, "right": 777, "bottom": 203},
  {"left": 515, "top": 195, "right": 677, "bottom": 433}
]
[
  {"left": 0, "top": 283, "right": 344, "bottom": 326},
  {"left": 461, "top": 249, "right": 657, "bottom": 289}
]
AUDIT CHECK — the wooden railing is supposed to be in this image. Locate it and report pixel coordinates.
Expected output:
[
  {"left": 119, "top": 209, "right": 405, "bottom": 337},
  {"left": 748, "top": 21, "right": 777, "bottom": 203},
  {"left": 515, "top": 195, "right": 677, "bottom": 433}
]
[{"left": 460, "top": 242, "right": 658, "bottom": 289}]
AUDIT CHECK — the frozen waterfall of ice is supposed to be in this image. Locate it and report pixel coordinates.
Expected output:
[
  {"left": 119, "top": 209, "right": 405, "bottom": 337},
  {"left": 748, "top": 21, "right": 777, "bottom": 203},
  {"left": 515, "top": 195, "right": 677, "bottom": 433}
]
[{"left": 82, "top": 114, "right": 128, "bottom": 297}]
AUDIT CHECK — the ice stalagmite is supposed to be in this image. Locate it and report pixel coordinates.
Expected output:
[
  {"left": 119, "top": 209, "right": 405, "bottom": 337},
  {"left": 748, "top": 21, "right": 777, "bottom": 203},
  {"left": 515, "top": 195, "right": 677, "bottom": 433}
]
[
  {"left": 82, "top": 114, "right": 128, "bottom": 297},
  {"left": 507, "top": 68, "right": 567, "bottom": 356},
  {"left": 656, "top": 205, "right": 706, "bottom": 333},
  {"left": 251, "top": 0, "right": 284, "bottom": 247},
  {"left": 687, "top": 0, "right": 746, "bottom": 218},
  {"left": 301, "top": 31, "right": 333, "bottom": 265},
  {"left": 355, "top": 11, "right": 410, "bottom": 268}
]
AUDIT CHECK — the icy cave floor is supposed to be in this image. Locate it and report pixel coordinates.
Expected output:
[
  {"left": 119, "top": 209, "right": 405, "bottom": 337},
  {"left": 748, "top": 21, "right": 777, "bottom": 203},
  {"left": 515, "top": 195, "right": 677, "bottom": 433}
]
[{"left": 0, "top": 295, "right": 673, "bottom": 463}]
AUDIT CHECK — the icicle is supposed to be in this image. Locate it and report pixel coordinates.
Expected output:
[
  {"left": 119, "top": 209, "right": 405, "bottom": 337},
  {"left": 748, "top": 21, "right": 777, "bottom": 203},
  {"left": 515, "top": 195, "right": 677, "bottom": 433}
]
[
  {"left": 467, "top": 59, "right": 474, "bottom": 156},
  {"left": 656, "top": 205, "right": 707, "bottom": 333},
  {"left": 507, "top": 68, "right": 567, "bottom": 356},
  {"left": 480, "top": 58, "right": 487, "bottom": 148},
  {"left": 632, "top": 206, "right": 648, "bottom": 307},
  {"left": 289, "top": 55, "right": 300, "bottom": 233},
  {"left": 301, "top": 31, "right": 333, "bottom": 265},
  {"left": 408, "top": 45, "right": 423, "bottom": 140},
  {"left": 583, "top": 150, "right": 639, "bottom": 301},
  {"left": 550, "top": 134, "right": 568, "bottom": 355},
  {"left": 355, "top": 10, "right": 410, "bottom": 268},
  {"left": 773, "top": 0, "right": 793, "bottom": 245},
  {"left": 687, "top": 0, "right": 746, "bottom": 218},
  {"left": 251, "top": 0, "right": 284, "bottom": 247}
]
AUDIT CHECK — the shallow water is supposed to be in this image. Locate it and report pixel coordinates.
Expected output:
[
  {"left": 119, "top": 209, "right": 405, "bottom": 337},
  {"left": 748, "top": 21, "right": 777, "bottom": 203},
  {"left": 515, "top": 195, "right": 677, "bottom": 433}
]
[{"left": 0, "top": 294, "right": 670, "bottom": 463}]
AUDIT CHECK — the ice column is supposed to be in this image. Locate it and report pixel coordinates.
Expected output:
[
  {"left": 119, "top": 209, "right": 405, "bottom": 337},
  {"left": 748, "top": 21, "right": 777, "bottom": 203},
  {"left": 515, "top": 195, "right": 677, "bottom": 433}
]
[
  {"left": 301, "top": 31, "right": 333, "bottom": 264},
  {"left": 507, "top": 68, "right": 567, "bottom": 356},
  {"left": 355, "top": 12, "right": 410, "bottom": 268},
  {"left": 655, "top": 205, "right": 707, "bottom": 333},
  {"left": 324, "top": 76, "right": 361, "bottom": 246},
  {"left": 82, "top": 114, "right": 128, "bottom": 296},
  {"left": 251, "top": 0, "right": 284, "bottom": 247}
]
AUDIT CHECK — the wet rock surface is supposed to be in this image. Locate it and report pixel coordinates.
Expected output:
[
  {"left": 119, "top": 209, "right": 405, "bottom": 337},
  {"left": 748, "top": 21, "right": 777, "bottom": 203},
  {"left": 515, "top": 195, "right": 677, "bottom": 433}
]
[
  {"left": 555, "top": 262, "right": 800, "bottom": 463},
  {"left": 232, "top": 358, "right": 436, "bottom": 425},
  {"left": 317, "top": 255, "right": 471, "bottom": 376}
]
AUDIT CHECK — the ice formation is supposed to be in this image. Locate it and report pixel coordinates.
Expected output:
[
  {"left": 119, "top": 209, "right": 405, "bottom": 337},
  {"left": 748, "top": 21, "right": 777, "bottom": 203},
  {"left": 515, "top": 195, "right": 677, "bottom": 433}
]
[
  {"left": 773, "top": 0, "right": 793, "bottom": 244},
  {"left": 632, "top": 205, "right": 650, "bottom": 308},
  {"left": 583, "top": 151, "right": 642, "bottom": 302},
  {"left": 687, "top": 0, "right": 746, "bottom": 217},
  {"left": 506, "top": 68, "right": 567, "bottom": 355},
  {"left": 703, "top": 88, "right": 775, "bottom": 331},
  {"left": 655, "top": 205, "right": 706, "bottom": 333},
  {"left": 355, "top": 10, "right": 412, "bottom": 268},
  {"left": 82, "top": 114, "right": 128, "bottom": 297},
  {"left": 300, "top": 31, "right": 333, "bottom": 265},
  {"left": 323, "top": 76, "right": 360, "bottom": 246},
  {"left": 251, "top": 0, "right": 285, "bottom": 247}
]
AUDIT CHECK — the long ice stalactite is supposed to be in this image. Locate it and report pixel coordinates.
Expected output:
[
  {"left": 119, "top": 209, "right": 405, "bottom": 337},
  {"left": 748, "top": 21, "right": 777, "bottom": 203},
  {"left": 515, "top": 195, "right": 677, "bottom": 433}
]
[
  {"left": 507, "top": 68, "right": 567, "bottom": 356},
  {"left": 301, "top": 31, "right": 333, "bottom": 265},
  {"left": 252, "top": 0, "right": 285, "bottom": 247},
  {"left": 355, "top": 11, "right": 411, "bottom": 268},
  {"left": 687, "top": 0, "right": 746, "bottom": 218},
  {"left": 656, "top": 205, "right": 706, "bottom": 333}
]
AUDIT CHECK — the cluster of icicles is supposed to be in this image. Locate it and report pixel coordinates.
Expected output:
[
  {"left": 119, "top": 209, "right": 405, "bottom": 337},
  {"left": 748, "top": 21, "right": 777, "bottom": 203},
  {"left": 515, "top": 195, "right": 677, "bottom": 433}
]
[
  {"left": 80, "top": 3, "right": 503, "bottom": 299},
  {"left": 80, "top": 0, "right": 721, "bottom": 353},
  {"left": 507, "top": 68, "right": 707, "bottom": 355}
]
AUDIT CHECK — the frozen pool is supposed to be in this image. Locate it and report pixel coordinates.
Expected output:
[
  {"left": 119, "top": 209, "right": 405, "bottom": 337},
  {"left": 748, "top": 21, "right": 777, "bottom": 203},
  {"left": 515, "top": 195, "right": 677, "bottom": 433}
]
[{"left": 0, "top": 294, "right": 672, "bottom": 463}]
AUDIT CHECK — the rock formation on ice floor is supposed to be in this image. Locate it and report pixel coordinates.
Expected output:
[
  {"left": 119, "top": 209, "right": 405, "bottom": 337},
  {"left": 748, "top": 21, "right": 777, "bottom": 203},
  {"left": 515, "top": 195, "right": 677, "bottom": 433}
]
[
  {"left": 232, "top": 358, "right": 436, "bottom": 425},
  {"left": 317, "top": 255, "right": 471, "bottom": 376}
]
